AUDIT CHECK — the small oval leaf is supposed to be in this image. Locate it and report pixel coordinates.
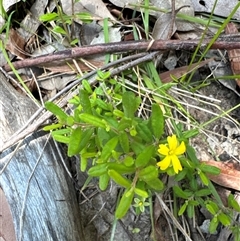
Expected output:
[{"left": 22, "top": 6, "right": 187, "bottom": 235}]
[
  {"left": 139, "top": 165, "right": 158, "bottom": 181},
  {"left": 145, "top": 178, "right": 164, "bottom": 191},
  {"left": 108, "top": 169, "right": 131, "bottom": 188},
  {"left": 100, "top": 136, "right": 119, "bottom": 162},
  {"left": 173, "top": 186, "right": 192, "bottom": 199},
  {"left": 88, "top": 163, "right": 108, "bottom": 176},
  {"left": 99, "top": 173, "right": 110, "bottom": 191},
  {"left": 79, "top": 113, "right": 106, "bottom": 128},
  {"left": 45, "top": 101, "right": 68, "bottom": 123},
  {"left": 119, "top": 132, "right": 129, "bottom": 153},
  {"left": 135, "top": 146, "right": 155, "bottom": 168},
  {"left": 115, "top": 188, "right": 134, "bottom": 219},
  {"left": 68, "top": 127, "right": 82, "bottom": 156},
  {"left": 134, "top": 188, "right": 149, "bottom": 198},
  {"left": 150, "top": 103, "right": 164, "bottom": 139}
]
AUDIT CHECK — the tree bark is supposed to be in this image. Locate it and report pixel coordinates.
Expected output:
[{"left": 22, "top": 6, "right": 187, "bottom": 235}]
[{"left": 0, "top": 72, "right": 83, "bottom": 240}]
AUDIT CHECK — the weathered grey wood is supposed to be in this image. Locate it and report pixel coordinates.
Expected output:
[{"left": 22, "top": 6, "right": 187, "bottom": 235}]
[{"left": 0, "top": 72, "right": 83, "bottom": 240}]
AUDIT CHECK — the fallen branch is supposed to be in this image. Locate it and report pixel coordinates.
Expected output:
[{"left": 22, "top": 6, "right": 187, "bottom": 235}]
[{"left": 3, "top": 37, "right": 240, "bottom": 72}]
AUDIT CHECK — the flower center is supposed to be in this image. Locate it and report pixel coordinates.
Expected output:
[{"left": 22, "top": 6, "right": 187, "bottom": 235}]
[{"left": 168, "top": 150, "right": 174, "bottom": 155}]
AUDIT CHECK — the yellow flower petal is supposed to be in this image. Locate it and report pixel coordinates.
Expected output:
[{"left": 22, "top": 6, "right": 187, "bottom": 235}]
[
  {"left": 158, "top": 144, "right": 169, "bottom": 156},
  {"left": 174, "top": 141, "right": 186, "bottom": 155},
  {"left": 171, "top": 155, "right": 182, "bottom": 174},
  {"left": 157, "top": 156, "right": 171, "bottom": 170},
  {"left": 167, "top": 135, "right": 178, "bottom": 151}
]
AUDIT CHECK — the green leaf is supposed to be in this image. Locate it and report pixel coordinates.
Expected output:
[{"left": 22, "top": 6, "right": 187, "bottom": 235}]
[
  {"left": 97, "top": 70, "right": 111, "bottom": 80},
  {"left": 119, "top": 132, "right": 129, "bottom": 153},
  {"left": 228, "top": 194, "right": 240, "bottom": 212},
  {"left": 70, "top": 39, "right": 79, "bottom": 46},
  {"left": 139, "top": 165, "right": 158, "bottom": 181},
  {"left": 150, "top": 103, "right": 164, "bottom": 139},
  {"left": 173, "top": 186, "right": 192, "bottom": 199},
  {"left": 79, "top": 113, "right": 106, "bottom": 128},
  {"left": 199, "top": 163, "right": 220, "bottom": 175},
  {"left": 178, "top": 202, "right": 187, "bottom": 216},
  {"left": 88, "top": 163, "right": 108, "bottom": 176},
  {"left": 135, "top": 146, "right": 155, "bottom": 168},
  {"left": 99, "top": 173, "right": 110, "bottom": 191},
  {"left": 188, "top": 200, "right": 199, "bottom": 206},
  {"left": 52, "top": 134, "right": 70, "bottom": 143},
  {"left": 107, "top": 163, "right": 135, "bottom": 174},
  {"left": 130, "top": 127, "right": 137, "bottom": 136},
  {"left": 122, "top": 91, "right": 138, "bottom": 118},
  {"left": 39, "top": 12, "right": 58, "bottom": 22},
  {"left": 134, "top": 188, "right": 149, "bottom": 198},
  {"left": 73, "top": 108, "right": 81, "bottom": 122},
  {"left": 108, "top": 169, "right": 131, "bottom": 188},
  {"left": 187, "top": 202, "right": 195, "bottom": 218},
  {"left": 82, "top": 79, "right": 93, "bottom": 94},
  {"left": 66, "top": 116, "right": 75, "bottom": 126},
  {"left": 145, "top": 178, "right": 164, "bottom": 191},
  {"left": 130, "top": 141, "right": 145, "bottom": 155},
  {"left": 97, "top": 128, "right": 111, "bottom": 148},
  {"left": 81, "top": 152, "right": 97, "bottom": 158},
  {"left": 102, "top": 116, "right": 118, "bottom": 129},
  {"left": 186, "top": 144, "right": 199, "bottom": 165},
  {"left": 69, "top": 95, "right": 80, "bottom": 106},
  {"left": 123, "top": 156, "right": 134, "bottom": 167},
  {"left": 43, "top": 123, "right": 62, "bottom": 131},
  {"left": 53, "top": 26, "right": 66, "bottom": 35},
  {"left": 174, "top": 168, "right": 187, "bottom": 181},
  {"left": 189, "top": 178, "right": 198, "bottom": 191},
  {"left": 180, "top": 158, "right": 196, "bottom": 169},
  {"left": 182, "top": 129, "right": 199, "bottom": 139},
  {"left": 136, "top": 122, "right": 153, "bottom": 143},
  {"left": 45, "top": 101, "right": 68, "bottom": 123},
  {"left": 79, "top": 89, "right": 92, "bottom": 114},
  {"left": 115, "top": 188, "right": 134, "bottom": 219},
  {"left": 80, "top": 153, "right": 88, "bottom": 172},
  {"left": 78, "top": 129, "right": 94, "bottom": 152},
  {"left": 231, "top": 226, "right": 240, "bottom": 241},
  {"left": 218, "top": 212, "right": 231, "bottom": 226},
  {"left": 206, "top": 201, "right": 219, "bottom": 215},
  {"left": 207, "top": 181, "right": 223, "bottom": 206},
  {"left": 95, "top": 99, "right": 112, "bottom": 111},
  {"left": 113, "top": 109, "right": 124, "bottom": 118},
  {"left": 51, "top": 128, "right": 71, "bottom": 135},
  {"left": 76, "top": 12, "right": 93, "bottom": 23},
  {"left": 209, "top": 218, "right": 219, "bottom": 234},
  {"left": 68, "top": 127, "right": 82, "bottom": 156},
  {"left": 100, "top": 136, "right": 119, "bottom": 162},
  {"left": 198, "top": 170, "right": 209, "bottom": 186},
  {"left": 117, "top": 117, "right": 132, "bottom": 131},
  {"left": 195, "top": 188, "right": 212, "bottom": 197}
]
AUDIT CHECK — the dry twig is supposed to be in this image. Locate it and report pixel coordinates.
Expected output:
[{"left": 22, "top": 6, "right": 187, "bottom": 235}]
[{"left": 3, "top": 37, "right": 240, "bottom": 72}]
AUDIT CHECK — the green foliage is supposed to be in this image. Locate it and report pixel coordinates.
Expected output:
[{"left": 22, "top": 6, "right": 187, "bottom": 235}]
[
  {"left": 44, "top": 70, "right": 240, "bottom": 239},
  {"left": 44, "top": 70, "right": 167, "bottom": 217},
  {"left": 150, "top": 104, "right": 164, "bottom": 139},
  {"left": 39, "top": 6, "right": 93, "bottom": 45}
]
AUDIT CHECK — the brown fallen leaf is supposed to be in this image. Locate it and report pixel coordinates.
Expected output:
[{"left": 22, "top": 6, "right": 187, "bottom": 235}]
[
  {"left": 40, "top": 59, "right": 104, "bottom": 74},
  {"left": 201, "top": 160, "right": 240, "bottom": 191},
  {"left": 159, "top": 58, "right": 213, "bottom": 83},
  {"left": 5, "top": 29, "right": 28, "bottom": 59},
  {"left": 225, "top": 22, "right": 240, "bottom": 87}
]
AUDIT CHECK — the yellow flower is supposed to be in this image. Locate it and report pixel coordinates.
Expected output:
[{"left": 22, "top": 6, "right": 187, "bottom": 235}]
[{"left": 157, "top": 135, "right": 186, "bottom": 174}]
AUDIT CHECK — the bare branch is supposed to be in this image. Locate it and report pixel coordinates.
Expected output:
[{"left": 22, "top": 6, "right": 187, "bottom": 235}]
[{"left": 3, "top": 37, "right": 240, "bottom": 72}]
